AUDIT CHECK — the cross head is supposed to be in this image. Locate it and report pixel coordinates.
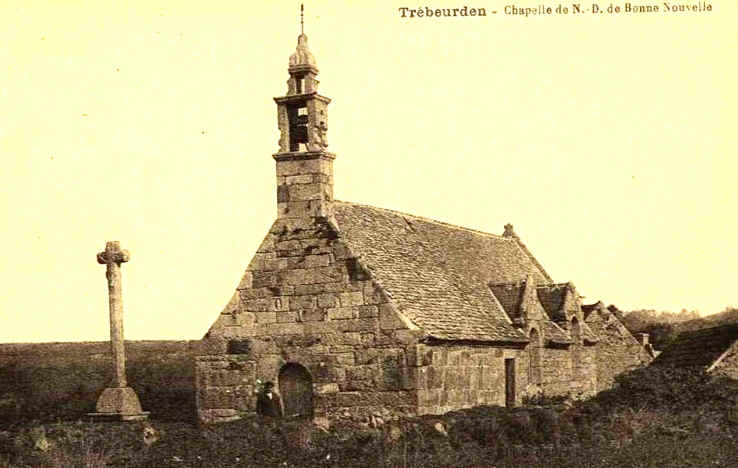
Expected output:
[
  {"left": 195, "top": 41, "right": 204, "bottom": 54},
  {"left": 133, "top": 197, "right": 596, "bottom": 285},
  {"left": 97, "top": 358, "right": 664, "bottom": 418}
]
[{"left": 97, "top": 241, "right": 130, "bottom": 266}]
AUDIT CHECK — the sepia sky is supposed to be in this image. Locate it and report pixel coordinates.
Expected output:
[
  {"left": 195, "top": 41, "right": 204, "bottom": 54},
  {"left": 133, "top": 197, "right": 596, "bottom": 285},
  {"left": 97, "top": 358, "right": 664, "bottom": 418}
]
[{"left": 1, "top": 1, "right": 736, "bottom": 342}]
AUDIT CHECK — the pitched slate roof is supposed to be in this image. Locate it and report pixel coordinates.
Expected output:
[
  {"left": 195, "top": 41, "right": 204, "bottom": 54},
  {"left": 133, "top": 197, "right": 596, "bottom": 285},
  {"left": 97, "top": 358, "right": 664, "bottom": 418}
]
[
  {"left": 652, "top": 323, "right": 738, "bottom": 369},
  {"left": 333, "top": 202, "right": 553, "bottom": 343}
]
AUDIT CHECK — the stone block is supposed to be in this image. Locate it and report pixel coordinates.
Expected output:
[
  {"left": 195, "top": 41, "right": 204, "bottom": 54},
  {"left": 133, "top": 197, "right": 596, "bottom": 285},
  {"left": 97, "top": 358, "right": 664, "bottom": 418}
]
[
  {"left": 340, "top": 380, "right": 374, "bottom": 392},
  {"left": 278, "top": 201, "right": 317, "bottom": 219},
  {"left": 323, "top": 352, "right": 353, "bottom": 366},
  {"left": 363, "top": 283, "right": 388, "bottom": 305},
  {"left": 314, "top": 383, "right": 339, "bottom": 394},
  {"left": 290, "top": 295, "right": 317, "bottom": 310},
  {"left": 346, "top": 365, "right": 376, "bottom": 381},
  {"left": 299, "top": 238, "right": 335, "bottom": 255},
  {"left": 258, "top": 322, "right": 304, "bottom": 336},
  {"left": 358, "top": 305, "right": 378, "bottom": 318},
  {"left": 394, "top": 330, "right": 419, "bottom": 346},
  {"left": 343, "top": 332, "right": 362, "bottom": 345},
  {"left": 276, "top": 310, "right": 299, "bottom": 323},
  {"left": 379, "top": 304, "right": 406, "bottom": 330},
  {"left": 285, "top": 254, "right": 331, "bottom": 269},
  {"left": 255, "top": 237, "right": 276, "bottom": 254},
  {"left": 301, "top": 308, "right": 327, "bottom": 322},
  {"left": 360, "top": 333, "right": 375, "bottom": 346},
  {"left": 317, "top": 293, "right": 338, "bottom": 308},
  {"left": 460, "top": 351, "right": 472, "bottom": 367},
  {"left": 333, "top": 318, "right": 377, "bottom": 333},
  {"left": 333, "top": 242, "right": 350, "bottom": 260},
  {"left": 249, "top": 339, "right": 278, "bottom": 355},
  {"left": 254, "top": 312, "right": 277, "bottom": 324},
  {"left": 276, "top": 158, "right": 329, "bottom": 177},
  {"left": 447, "top": 351, "right": 460, "bottom": 367},
  {"left": 338, "top": 291, "right": 364, "bottom": 307},
  {"left": 309, "top": 362, "right": 345, "bottom": 383},
  {"left": 251, "top": 271, "right": 278, "bottom": 288},
  {"left": 285, "top": 174, "right": 313, "bottom": 185},
  {"left": 237, "top": 272, "right": 253, "bottom": 289},
  {"left": 256, "top": 355, "right": 285, "bottom": 381},
  {"left": 431, "top": 349, "right": 447, "bottom": 366},
  {"left": 327, "top": 307, "right": 358, "bottom": 320},
  {"left": 238, "top": 287, "right": 273, "bottom": 300},
  {"left": 280, "top": 266, "right": 344, "bottom": 285},
  {"left": 288, "top": 183, "right": 324, "bottom": 201},
  {"left": 355, "top": 348, "right": 379, "bottom": 365},
  {"left": 303, "top": 321, "right": 334, "bottom": 334}
]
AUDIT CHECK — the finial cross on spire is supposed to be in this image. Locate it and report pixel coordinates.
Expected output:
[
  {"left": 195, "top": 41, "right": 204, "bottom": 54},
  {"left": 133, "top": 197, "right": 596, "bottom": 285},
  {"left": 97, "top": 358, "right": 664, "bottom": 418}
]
[{"left": 300, "top": 4, "right": 304, "bottom": 35}]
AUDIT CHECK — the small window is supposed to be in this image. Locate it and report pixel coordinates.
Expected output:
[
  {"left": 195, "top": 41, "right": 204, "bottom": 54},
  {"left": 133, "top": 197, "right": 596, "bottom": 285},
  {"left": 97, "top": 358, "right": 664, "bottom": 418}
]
[{"left": 227, "top": 339, "right": 252, "bottom": 355}]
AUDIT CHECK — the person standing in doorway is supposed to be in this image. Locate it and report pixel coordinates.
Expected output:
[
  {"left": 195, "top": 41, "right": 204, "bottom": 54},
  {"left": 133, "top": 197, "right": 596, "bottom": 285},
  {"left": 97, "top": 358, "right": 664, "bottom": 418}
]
[{"left": 256, "top": 381, "right": 284, "bottom": 418}]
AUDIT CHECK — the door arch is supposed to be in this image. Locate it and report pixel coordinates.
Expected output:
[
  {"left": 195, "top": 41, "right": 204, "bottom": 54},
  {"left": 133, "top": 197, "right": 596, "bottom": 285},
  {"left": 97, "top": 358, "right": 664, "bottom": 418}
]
[{"left": 278, "top": 363, "right": 314, "bottom": 418}]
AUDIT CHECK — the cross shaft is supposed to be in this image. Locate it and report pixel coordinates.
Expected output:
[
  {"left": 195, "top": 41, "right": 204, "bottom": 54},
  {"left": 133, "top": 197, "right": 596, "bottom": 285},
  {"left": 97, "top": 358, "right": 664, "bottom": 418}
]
[{"left": 97, "top": 241, "right": 130, "bottom": 388}]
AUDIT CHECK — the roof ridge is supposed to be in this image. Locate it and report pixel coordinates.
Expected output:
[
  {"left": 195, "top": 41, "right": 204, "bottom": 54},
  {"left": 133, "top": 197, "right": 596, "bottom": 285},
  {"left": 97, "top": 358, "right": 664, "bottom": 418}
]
[{"left": 334, "top": 200, "right": 510, "bottom": 240}]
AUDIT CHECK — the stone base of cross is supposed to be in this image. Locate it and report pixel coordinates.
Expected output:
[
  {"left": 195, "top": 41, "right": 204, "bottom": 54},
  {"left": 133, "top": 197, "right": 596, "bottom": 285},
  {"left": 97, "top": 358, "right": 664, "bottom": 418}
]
[{"left": 89, "top": 387, "right": 149, "bottom": 421}]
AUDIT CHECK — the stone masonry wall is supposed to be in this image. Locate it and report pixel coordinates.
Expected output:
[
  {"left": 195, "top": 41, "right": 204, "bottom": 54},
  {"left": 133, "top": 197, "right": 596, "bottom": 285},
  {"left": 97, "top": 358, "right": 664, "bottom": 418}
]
[
  {"left": 588, "top": 310, "right": 652, "bottom": 391},
  {"left": 197, "top": 216, "right": 423, "bottom": 423},
  {"left": 540, "top": 347, "right": 572, "bottom": 396},
  {"left": 412, "top": 344, "right": 528, "bottom": 415}
]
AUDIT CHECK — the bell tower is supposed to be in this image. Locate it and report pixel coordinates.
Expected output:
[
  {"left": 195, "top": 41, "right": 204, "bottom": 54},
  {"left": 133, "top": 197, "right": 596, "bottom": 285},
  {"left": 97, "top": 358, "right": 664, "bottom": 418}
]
[{"left": 273, "top": 5, "right": 334, "bottom": 219}]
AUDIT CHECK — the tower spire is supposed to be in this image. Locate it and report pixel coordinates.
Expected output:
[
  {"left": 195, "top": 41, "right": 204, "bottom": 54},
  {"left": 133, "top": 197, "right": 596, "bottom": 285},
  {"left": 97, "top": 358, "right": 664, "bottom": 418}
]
[{"left": 300, "top": 4, "right": 304, "bottom": 35}]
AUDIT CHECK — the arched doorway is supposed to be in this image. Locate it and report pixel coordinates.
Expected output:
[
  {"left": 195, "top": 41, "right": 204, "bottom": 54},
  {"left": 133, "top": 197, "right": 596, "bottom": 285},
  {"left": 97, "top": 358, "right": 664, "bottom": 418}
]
[{"left": 278, "top": 363, "right": 314, "bottom": 418}]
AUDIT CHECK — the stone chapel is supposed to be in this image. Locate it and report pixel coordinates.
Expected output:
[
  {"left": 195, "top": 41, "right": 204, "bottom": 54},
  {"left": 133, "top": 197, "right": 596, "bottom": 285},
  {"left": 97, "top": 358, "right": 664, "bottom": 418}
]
[{"left": 195, "top": 28, "right": 651, "bottom": 424}]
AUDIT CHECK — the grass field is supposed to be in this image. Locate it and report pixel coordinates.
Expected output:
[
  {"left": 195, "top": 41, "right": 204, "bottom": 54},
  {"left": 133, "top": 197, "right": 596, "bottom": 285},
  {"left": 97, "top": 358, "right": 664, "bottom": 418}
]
[
  {"left": 1, "top": 342, "right": 737, "bottom": 467},
  {"left": 0, "top": 341, "right": 197, "bottom": 426}
]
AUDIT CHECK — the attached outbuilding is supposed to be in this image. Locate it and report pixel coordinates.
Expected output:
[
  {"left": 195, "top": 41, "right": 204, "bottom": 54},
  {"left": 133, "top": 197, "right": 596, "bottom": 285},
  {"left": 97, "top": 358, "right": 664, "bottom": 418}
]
[{"left": 652, "top": 323, "right": 738, "bottom": 378}]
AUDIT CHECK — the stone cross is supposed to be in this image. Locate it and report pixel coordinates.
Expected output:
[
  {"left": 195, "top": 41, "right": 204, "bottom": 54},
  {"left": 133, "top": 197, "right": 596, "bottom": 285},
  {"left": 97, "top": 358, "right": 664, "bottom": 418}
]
[{"left": 97, "top": 241, "right": 131, "bottom": 388}]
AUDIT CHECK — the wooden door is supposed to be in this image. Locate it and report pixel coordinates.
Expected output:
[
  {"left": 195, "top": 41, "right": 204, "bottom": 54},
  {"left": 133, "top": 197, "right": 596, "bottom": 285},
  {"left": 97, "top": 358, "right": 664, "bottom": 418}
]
[
  {"left": 279, "top": 363, "right": 314, "bottom": 418},
  {"left": 505, "top": 358, "right": 516, "bottom": 408}
]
